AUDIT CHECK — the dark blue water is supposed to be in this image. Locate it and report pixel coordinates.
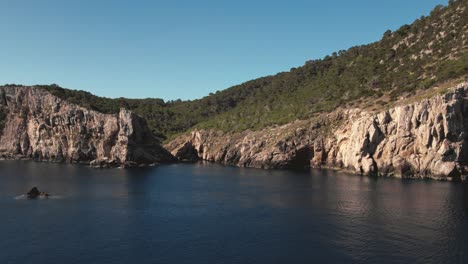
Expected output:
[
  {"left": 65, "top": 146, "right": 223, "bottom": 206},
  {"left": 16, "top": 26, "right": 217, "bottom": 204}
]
[{"left": 0, "top": 161, "right": 468, "bottom": 264}]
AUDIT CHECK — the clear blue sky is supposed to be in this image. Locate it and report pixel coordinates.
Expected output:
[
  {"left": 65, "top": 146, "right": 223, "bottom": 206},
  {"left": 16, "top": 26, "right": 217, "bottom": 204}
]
[{"left": 0, "top": 0, "right": 447, "bottom": 100}]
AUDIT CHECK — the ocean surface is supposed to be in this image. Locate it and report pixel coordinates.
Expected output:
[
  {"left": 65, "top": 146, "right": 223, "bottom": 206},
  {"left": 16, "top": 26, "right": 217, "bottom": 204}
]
[{"left": 0, "top": 161, "right": 467, "bottom": 264}]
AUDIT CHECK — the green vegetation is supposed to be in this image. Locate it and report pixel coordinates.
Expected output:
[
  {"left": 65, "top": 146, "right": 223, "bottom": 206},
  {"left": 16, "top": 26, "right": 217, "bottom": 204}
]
[{"left": 29, "top": 0, "right": 468, "bottom": 140}]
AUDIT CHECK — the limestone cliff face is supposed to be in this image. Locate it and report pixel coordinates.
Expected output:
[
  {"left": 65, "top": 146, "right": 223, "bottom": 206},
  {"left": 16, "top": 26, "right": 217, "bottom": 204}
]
[
  {"left": 0, "top": 86, "right": 174, "bottom": 167},
  {"left": 166, "top": 82, "right": 468, "bottom": 181}
]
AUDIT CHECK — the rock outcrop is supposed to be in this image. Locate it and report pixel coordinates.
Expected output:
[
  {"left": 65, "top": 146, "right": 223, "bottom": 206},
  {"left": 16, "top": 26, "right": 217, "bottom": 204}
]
[
  {"left": 0, "top": 86, "right": 174, "bottom": 167},
  {"left": 166, "top": 82, "right": 468, "bottom": 181},
  {"left": 27, "top": 187, "right": 50, "bottom": 199}
]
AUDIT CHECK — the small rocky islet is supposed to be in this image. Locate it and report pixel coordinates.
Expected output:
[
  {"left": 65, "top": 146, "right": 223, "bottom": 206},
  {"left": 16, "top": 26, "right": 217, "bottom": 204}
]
[{"left": 26, "top": 187, "right": 51, "bottom": 199}]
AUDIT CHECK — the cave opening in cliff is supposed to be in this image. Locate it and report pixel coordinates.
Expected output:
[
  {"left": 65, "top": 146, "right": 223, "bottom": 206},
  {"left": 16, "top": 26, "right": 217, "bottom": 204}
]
[{"left": 289, "top": 147, "right": 313, "bottom": 169}]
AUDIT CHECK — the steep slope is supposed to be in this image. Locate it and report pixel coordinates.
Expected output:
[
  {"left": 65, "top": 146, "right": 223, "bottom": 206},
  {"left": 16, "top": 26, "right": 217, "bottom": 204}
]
[
  {"left": 163, "top": 0, "right": 468, "bottom": 181},
  {"left": 41, "top": 0, "right": 467, "bottom": 139},
  {"left": 0, "top": 86, "right": 174, "bottom": 167},
  {"left": 2, "top": 1, "right": 467, "bottom": 179},
  {"left": 167, "top": 82, "right": 468, "bottom": 181}
]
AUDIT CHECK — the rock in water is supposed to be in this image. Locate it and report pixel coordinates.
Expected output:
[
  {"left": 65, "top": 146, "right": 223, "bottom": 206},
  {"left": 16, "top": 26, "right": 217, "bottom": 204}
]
[
  {"left": 27, "top": 187, "right": 40, "bottom": 198},
  {"left": 26, "top": 187, "right": 50, "bottom": 199}
]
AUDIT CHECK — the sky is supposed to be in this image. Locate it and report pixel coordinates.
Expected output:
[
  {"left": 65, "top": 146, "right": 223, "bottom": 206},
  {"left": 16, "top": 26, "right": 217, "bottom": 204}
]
[{"left": 0, "top": 0, "right": 448, "bottom": 101}]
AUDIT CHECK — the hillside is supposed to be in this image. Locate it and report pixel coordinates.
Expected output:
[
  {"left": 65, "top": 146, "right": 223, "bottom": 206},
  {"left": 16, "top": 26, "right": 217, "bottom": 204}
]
[{"left": 19, "top": 0, "right": 468, "bottom": 140}]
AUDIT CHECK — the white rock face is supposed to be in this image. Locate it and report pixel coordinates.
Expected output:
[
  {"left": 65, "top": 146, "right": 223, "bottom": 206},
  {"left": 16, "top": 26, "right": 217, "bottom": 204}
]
[
  {"left": 167, "top": 82, "right": 468, "bottom": 180},
  {"left": 327, "top": 84, "right": 467, "bottom": 179},
  {"left": 0, "top": 86, "right": 174, "bottom": 167}
]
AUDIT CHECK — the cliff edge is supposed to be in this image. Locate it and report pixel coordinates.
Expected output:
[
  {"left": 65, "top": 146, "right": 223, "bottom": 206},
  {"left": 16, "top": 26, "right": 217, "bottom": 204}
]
[
  {"left": 0, "top": 86, "right": 174, "bottom": 167},
  {"left": 167, "top": 82, "right": 468, "bottom": 181}
]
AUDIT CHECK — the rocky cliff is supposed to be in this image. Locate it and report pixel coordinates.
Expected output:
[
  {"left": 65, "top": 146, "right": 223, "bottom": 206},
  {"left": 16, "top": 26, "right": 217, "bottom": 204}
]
[
  {"left": 167, "top": 82, "right": 468, "bottom": 181},
  {"left": 0, "top": 86, "right": 174, "bottom": 167}
]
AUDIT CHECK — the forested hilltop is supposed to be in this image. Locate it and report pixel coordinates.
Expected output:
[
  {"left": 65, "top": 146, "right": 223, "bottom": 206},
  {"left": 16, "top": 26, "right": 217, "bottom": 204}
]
[{"left": 9, "top": 0, "right": 468, "bottom": 141}]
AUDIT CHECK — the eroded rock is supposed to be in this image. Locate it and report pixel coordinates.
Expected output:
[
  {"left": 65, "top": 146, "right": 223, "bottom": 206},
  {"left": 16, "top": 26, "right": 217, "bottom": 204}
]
[
  {"left": 167, "top": 82, "right": 468, "bottom": 181},
  {"left": 0, "top": 86, "right": 175, "bottom": 167}
]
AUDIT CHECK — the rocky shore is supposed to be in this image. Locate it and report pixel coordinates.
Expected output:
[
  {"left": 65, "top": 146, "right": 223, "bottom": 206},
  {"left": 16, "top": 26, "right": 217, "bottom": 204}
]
[
  {"left": 167, "top": 82, "right": 468, "bottom": 181},
  {"left": 2, "top": 83, "right": 468, "bottom": 181},
  {"left": 0, "top": 86, "right": 174, "bottom": 167}
]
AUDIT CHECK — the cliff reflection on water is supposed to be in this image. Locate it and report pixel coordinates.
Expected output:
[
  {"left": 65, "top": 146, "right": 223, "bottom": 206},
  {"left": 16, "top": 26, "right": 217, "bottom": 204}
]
[{"left": 0, "top": 161, "right": 467, "bottom": 264}]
